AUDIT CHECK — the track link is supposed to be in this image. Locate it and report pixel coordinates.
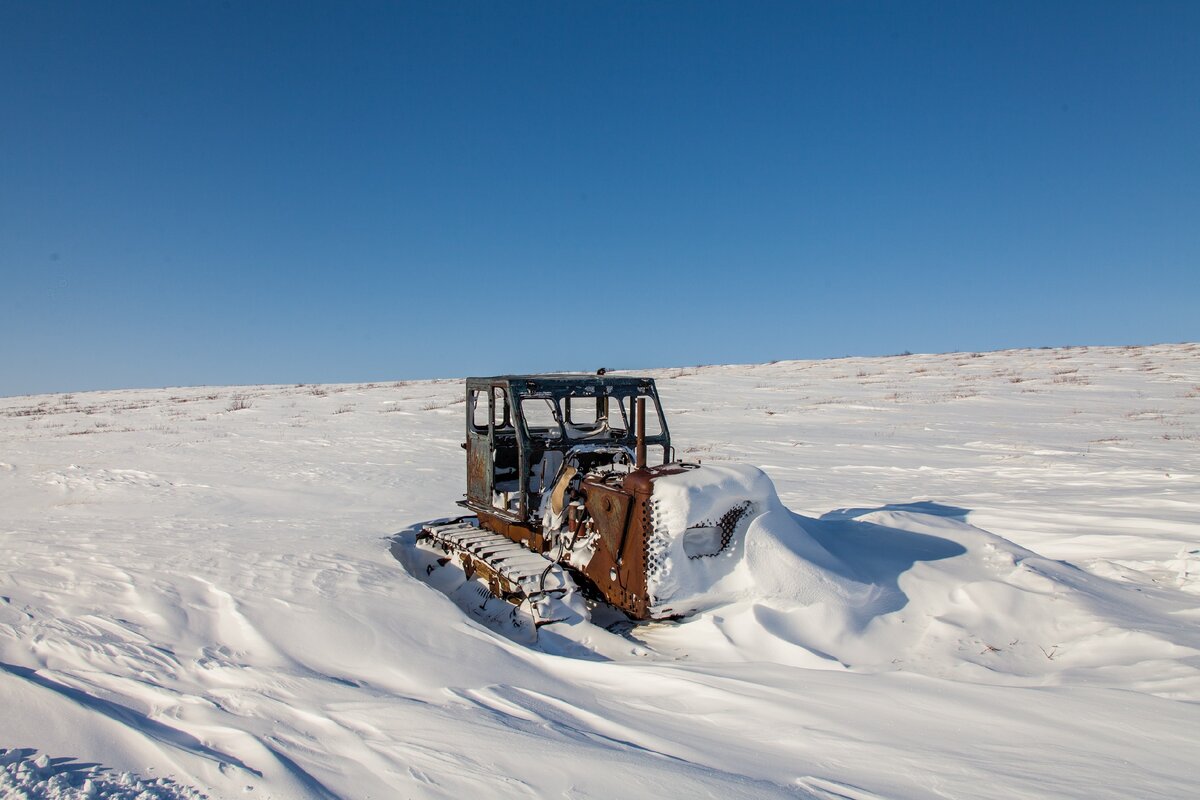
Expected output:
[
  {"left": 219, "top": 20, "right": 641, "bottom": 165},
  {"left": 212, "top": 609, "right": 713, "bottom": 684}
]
[{"left": 418, "top": 518, "right": 571, "bottom": 611}]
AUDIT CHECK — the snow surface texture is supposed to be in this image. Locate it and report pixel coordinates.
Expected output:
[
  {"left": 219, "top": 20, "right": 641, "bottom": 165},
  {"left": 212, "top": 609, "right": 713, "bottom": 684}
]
[{"left": 2, "top": 343, "right": 1199, "bottom": 799}]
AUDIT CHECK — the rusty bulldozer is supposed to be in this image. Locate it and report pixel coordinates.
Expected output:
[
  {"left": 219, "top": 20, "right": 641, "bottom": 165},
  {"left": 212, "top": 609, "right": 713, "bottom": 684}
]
[{"left": 415, "top": 373, "right": 765, "bottom": 633}]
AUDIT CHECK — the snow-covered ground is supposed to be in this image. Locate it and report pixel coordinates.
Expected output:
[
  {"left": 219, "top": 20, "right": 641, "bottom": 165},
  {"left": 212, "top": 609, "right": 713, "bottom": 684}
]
[{"left": 2, "top": 343, "right": 1198, "bottom": 799}]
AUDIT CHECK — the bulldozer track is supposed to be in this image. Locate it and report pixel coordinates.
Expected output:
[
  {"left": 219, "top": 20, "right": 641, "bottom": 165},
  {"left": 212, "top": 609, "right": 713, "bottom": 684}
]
[{"left": 418, "top": 518, "right": 569, "bottom": 604}]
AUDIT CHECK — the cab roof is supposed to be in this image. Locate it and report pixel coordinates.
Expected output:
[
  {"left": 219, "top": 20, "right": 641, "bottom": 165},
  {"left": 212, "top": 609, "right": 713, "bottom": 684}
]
[{"left": 465, "top": 374, "right": 657, "bottom": 394}]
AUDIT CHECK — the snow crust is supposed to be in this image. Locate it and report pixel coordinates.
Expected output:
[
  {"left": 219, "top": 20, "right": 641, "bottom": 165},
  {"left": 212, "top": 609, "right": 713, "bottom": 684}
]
[
  {"left": 2, "top": 343, "right": 1199, "bottom": 798},
  {"left": 1, "top": 747, "right": 205, "bottom": 799}
]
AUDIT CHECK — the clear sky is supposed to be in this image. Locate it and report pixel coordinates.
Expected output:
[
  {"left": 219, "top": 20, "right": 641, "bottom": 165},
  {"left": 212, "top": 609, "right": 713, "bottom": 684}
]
[{"left": 2, "top": 2, "right": 1197, "bottom": 396}]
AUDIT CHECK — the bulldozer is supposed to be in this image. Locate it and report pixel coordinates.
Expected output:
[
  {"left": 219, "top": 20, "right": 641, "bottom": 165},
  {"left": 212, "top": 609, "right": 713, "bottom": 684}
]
[{"left": 416, "top": 373, "right": 765, "bottom": 631}]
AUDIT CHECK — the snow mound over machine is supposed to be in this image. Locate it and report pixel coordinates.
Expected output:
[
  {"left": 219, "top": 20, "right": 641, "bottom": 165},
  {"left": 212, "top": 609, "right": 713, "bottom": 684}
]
[{"left": 415, "top": 374, "right": 797, "bottom": 631}]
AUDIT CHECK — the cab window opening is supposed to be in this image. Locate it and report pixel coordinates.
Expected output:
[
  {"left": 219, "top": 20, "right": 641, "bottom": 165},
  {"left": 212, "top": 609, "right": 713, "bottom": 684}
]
[
  {"left": 492, "top": 387, "right": 512, "bottom": 430},
  {"left": 470, "top": 389, "right": 488, "bottom": 431}
]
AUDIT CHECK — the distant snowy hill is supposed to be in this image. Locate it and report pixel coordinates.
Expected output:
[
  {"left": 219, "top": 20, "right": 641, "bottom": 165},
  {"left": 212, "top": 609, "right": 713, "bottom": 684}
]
[{"left": 2, "top": 344, "right": 1198, "bottom": 799}]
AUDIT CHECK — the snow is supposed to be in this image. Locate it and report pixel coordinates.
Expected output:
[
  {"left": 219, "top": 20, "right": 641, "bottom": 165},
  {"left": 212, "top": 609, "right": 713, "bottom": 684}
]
[
  {"left": 642, "top": 463, "right": 853, "bottom": 617},
  {"left": 1, "top": 343, "right": 1198, "bottom": 799},
  {"left": 1, "top": 746, "right": 207, "bottom": 799}
]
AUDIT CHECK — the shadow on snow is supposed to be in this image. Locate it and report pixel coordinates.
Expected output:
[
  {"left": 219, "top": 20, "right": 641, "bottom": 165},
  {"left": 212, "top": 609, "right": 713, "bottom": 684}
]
[{"left": 794, "top": 502, "right": 969, "bottom": 619}]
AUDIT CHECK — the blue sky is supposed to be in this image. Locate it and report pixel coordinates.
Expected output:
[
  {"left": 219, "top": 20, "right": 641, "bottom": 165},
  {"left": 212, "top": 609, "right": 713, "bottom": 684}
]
[{"left": 2, "top": 2, "right": 1197, "bottom": 396}]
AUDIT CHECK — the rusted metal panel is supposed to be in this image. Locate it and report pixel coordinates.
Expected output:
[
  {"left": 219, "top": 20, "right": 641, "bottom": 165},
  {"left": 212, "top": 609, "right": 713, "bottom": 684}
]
[
  {"left": 582, "top": 478, "right": 632, "bottom": 562},
  {"left": 619, "top": 473, "right": 656, "bottom": 619},
  {"left": 474, "top": 508, "right": 545, "bottom": 553},
  {"left": 466, "top": 434, "right": 491, "bottom": 506}
]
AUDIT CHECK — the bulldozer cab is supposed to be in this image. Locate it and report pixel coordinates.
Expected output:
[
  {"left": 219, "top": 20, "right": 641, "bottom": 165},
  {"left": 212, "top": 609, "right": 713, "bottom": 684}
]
[{"left": 461, "top": 375, "right": 671, "bottom": 524}]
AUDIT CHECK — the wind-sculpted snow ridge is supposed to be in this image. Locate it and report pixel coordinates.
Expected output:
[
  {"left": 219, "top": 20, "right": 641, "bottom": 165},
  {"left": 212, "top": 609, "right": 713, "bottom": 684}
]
[{"left": 1, "top": 344, "right": 1199, "bottom": 799}]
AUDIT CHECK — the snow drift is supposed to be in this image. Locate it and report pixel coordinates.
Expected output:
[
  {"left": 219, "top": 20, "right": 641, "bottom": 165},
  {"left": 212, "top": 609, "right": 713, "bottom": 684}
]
[
  {"left": 642, "top": 463, "right": 853, "bottom": 617},
  {"left": 527, "top": 463, "right": 1200, "bottom": 700},
  {"left": 2, "top": 343, "right": 1199, "bottom": 799}
]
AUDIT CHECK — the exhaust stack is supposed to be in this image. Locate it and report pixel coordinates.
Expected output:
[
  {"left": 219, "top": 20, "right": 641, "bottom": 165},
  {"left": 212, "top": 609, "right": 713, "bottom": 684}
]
[{"left": 635, "top": 396, "right": 647, "bottom": 469}]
